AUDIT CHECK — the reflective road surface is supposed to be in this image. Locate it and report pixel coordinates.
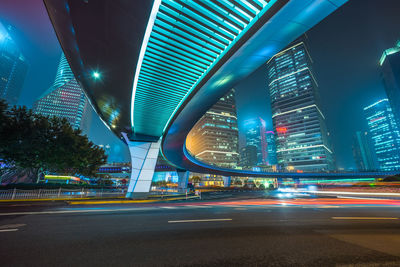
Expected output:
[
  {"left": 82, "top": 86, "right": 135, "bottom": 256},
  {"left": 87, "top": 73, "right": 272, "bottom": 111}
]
[{"left": 2, "top": 196, "right": 400, "bottom": 266}]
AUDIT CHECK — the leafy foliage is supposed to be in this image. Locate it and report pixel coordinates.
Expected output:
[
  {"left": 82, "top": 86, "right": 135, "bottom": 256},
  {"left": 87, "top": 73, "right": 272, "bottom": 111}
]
[{"left": 0, "top": 99, "right": 107, "bottom": 180}]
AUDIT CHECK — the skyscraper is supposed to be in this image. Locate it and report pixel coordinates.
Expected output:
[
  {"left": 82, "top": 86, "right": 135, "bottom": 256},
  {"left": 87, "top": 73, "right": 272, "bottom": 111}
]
[
  {"left": 244, "top": 117, "right": 267, "bottom": 165},
  {"left": 352, "top": 131, "right": 376, "bottom": 171},
  {"left": 364, "top": 99, "right": 400, "bottom": 171},
  {"left": 33, "top": 54, "right": 91, "bottom": 133},
  {"left": 380, "top": 40, "right": 400, "bottom": 126},
  {"left": 265, "top": 131, "right": 277, "bottom": 165},
  {"left": 186, "top": 89, "right": 239, "bottom": 169},
  {"left": 239, "top": 145, "right": 258, "bottom": 169},
  {"left": 267, "top": 37, "right": 334, "bottom": 172},
  {"left": 0, "top": 22, "right": 28, "bottom": 105}
]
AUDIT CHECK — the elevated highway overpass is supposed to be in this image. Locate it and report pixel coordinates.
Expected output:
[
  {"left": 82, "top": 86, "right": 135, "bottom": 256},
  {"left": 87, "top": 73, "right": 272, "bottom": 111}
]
[{"left": 43, "top": 0, "right": 394, "bottom": 197}]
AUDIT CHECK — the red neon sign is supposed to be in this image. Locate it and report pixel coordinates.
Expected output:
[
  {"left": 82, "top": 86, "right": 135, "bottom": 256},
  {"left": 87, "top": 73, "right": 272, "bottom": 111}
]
[{"left": 276, "top": 127, "right": 287, "bottom": 134}]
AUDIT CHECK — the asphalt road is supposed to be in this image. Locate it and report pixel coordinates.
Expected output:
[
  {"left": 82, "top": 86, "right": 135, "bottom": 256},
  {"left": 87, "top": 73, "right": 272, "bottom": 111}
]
[{"left": 1, "top": 197, "right": 400, "bottom": 266}]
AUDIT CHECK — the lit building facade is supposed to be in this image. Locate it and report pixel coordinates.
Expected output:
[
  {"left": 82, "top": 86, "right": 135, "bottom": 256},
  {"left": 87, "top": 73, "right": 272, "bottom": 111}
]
[
  {"left": 352, "top": 131, "right": 376, "bottom": 171},
  {"left": 33, "top": 53, "right": 91, "bottom": 132},
  {"left": 266, "top": 131, "right": 277, "bottom": 165},
  {"left": 267, "top": 38, "right": 334, "bottom": 172},
  {"left": 239, "top": 145, "right": 258, "bottom": 169},
  {"left": 0, "top": 22, "right": 28, "bottom": 105},
  {"left": 364, "top": 99, "right": 400, "bottom": 171},
  {"left": 244, "top": 117, "right": 267, "bottom": 165},
  {"left": 380, "top": 40, "right": 400, "bottom": 126},
  {"left": 187, "top": 89, "right": 239, "bottom": 169}
]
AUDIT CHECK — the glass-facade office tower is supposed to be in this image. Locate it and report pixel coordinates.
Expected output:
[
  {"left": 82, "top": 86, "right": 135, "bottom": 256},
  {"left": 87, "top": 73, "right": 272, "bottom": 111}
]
[
  {"left": 364, "top": 99, "right": 400, "bottom": 171},
  {"left": 239, "top": 145, "right": 258, "bottom": 169},
  {"left": 187, "top": 89, "right": 239, "bottom": 169},
  {"left": 380, "top": 40, "right": 400, "bottom": 126},
  {"left": 352, "top": 131, "right": 376, "bottom": 171},
  {"left": 267, "top": 38, "right": 334, "bottom": 172},
  {"left": 266, "top": 131, "right": 277, "bottom": 165},
  {"left": 0, "top": 22, "right": 28, "bottom": 105},
  {"left": 244, "top": 117, "right": 267, "bottom": 165},
  {"left": 33, "top": 54, "right": 91, "bottom": 133}
]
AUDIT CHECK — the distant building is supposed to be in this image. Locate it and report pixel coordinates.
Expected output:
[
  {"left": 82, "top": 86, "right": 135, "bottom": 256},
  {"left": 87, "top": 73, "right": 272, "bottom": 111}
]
[
  {"left": 352, "top": 131, "right": 376, "bottom": 171},
  {"left": 267, "top": 37, "right": 334, "bottom": 172},
  {"left": 33, "top": 53, "right": 91, "bottom": 133},
  {"left": 244, "top": 117, "right": 267, "bottom": 165},
  {"left": 186, "top": 89, "right": 239, "bottom": 169},
  {"left": 239, "top": 145, "right": 258, "bottom": 169},
  {"left": 364, "top": 99, "right": 400, "bottom": 171},
  {"left": 0, "top": 22, "right": 28, "bottom": 105},
  {"left": 265, "top": 131, "right": 277, "bottom": 165},
  {"left": 380, "top": 40, "right": 400, "bottom": 126}
]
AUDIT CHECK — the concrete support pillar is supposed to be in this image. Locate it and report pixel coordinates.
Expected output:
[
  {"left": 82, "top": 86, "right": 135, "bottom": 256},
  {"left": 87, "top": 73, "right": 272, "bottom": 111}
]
[
  {"left": 222, "top": 176, "right": 231, "bottom": 187},
  {"left": 122, "top": 133, "right": 160, "bottom": 198},
  {"left": 177, "top": 170, "right": 189, "bottom": 193}
]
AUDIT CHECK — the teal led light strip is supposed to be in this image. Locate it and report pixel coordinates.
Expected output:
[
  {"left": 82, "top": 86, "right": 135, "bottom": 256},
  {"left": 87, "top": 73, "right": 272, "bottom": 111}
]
[
  {"left": 132, "top": 0, "right": 277, "bottom": 137},
  {"left": 130, "top": 0, "right": 162, "bottom": 130}
]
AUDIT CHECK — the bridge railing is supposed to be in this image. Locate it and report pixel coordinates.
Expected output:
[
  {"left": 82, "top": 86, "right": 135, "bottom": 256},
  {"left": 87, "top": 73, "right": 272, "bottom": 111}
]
[{"left": 0, "top": 188, "right": 126, "bottom": 200}]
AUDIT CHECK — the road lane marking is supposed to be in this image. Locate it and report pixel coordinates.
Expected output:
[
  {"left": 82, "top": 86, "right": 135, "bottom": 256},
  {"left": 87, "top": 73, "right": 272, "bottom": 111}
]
[
  {"left": 0, "top": 224, "right": 26, "bottom": 229},
  {"left": 168, "top": 218, "right": 232, "bottom": 223},
  {"left": 0, "top": 229, "right": 18, "bottom": 232},
  {"left": 161, "top": 206, "right": 178, "bottom": 209},
  {"left": 332, "top": 217, "right": 398, "bottom": 220}
]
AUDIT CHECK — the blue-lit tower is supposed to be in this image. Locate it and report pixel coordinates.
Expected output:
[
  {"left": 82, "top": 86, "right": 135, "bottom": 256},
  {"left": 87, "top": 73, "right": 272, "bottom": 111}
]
[
  {"left": 266, "top": 131, "right": 277, "bottom": 165},
  {"left": 187, "top": 89, "right": 239, "bottom": 169},
  {"left": 33, "top": 53, "right": 91, "bottom": 133},
  {"left": 380, "top": 40, "right": 400, "bottom": 127},
  {"left": 267, "top": 37, "right": 334, "bottom": 172},
  {"left": 244, "top": 117, "right": 267, "bottom": 166},
  {"left": 364, "top": 99, "right": 400, "bottom": 171},
  {"left": 0, "top": 22, "right": 28, "bottom": 105},
  {"left": 352, "top": 131, "right": 376, "bottom": 171}
]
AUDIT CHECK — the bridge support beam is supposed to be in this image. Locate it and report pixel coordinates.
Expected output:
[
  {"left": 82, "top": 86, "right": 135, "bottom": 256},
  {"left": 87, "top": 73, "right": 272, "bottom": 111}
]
[
  {"left": 222, "top": 176, "right": 231, "bottom": 187},
  {"left": 122, "top": 133, "right": 160, "bottom": 198},
  {"left": 177, "top": 170, "right": 189, "bottom": 193}
]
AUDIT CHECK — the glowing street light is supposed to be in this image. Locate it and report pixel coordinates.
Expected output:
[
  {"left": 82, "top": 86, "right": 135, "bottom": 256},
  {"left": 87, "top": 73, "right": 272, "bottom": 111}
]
[{"left": 92, "top": 71, "right": 101, "bottom": 79}]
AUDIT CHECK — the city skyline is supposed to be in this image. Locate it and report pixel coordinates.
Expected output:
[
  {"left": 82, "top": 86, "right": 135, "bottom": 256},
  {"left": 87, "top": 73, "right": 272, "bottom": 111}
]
[{"left": 2, "top": 2, "right": 400, "bottom": 266}]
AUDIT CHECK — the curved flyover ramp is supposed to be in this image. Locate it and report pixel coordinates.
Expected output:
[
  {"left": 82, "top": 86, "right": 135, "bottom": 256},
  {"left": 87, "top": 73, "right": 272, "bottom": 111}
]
[{"left": 45, "top": 0, "right": 358, "bottom": 196}]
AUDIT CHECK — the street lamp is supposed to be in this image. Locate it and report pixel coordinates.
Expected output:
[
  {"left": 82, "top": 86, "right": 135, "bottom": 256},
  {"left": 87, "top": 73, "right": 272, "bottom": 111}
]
[{"left": 92, "top": 71, "right": 101, "bottom": 79}]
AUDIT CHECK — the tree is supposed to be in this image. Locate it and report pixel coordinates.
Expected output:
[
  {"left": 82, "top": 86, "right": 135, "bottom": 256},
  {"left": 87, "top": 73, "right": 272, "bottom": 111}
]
[{"left": 0, "top": 101, "right": 107, "bottom": 183}]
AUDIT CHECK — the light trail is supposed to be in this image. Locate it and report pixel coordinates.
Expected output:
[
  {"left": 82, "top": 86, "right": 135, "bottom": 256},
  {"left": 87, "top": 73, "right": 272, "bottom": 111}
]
[
  {"left": 168, "top": 219, "right": 232, "bottom": 223},
  {"left": 332, "top": 217, "right": 398, "bottom": 220},
  {"left": 0, "top": 229, "right": 18, "bottom": 232}
]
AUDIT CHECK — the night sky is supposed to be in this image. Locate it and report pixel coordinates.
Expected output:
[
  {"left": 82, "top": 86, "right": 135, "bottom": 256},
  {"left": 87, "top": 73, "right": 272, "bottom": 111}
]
[{"left": 1, "top": 0, "right": 399, "bottom": 168}]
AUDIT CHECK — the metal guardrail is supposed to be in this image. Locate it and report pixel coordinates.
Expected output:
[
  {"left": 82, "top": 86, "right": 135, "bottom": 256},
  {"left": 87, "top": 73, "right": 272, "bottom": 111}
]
[{"left": 0, "top": 188, "right": 126, "bottom": 200}]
